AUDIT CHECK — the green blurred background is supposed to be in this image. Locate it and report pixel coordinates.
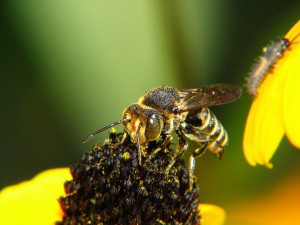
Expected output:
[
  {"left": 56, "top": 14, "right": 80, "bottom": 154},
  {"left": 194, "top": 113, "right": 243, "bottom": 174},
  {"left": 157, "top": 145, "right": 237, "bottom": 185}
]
[{"left": 1, "top": 1, "right": 300, "bottom": 224}]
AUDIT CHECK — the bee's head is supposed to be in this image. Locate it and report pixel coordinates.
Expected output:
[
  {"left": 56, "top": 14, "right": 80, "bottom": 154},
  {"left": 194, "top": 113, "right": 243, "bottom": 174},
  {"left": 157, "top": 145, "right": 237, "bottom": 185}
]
[{"left": 122, "top": 104, "right": 163, "bottom": 144}]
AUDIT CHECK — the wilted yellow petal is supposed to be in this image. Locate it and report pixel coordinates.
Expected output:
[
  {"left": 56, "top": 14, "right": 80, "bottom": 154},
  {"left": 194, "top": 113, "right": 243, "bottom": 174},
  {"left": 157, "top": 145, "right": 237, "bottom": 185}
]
[
  {"left": 0, "top": 168, "right": 71, "bottom": 225},
  {"left": 282, "top": 21, "right": 300, "bottom": 148},
  {"left": 199, "top": 203, "right": 226, "bottom": 225}
]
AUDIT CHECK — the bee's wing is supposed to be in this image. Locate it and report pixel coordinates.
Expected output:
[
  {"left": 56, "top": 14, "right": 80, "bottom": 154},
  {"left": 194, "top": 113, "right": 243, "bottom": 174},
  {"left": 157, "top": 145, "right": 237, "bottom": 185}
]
[{"left": 176, "top": 84, "right": 241, "bottom": 112}]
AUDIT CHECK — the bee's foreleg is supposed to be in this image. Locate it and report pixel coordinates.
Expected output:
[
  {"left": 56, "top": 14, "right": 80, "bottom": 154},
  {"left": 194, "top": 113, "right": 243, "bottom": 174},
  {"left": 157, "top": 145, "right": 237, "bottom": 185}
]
[
  {"left": 166, "top": 130, "right": 188, "bottom": 172},
  {"left": 121, "top": 131, "right": 143, "bottom": 165},
  {"left": 121, "top": 131, "right": 130, "bottom": 144}
]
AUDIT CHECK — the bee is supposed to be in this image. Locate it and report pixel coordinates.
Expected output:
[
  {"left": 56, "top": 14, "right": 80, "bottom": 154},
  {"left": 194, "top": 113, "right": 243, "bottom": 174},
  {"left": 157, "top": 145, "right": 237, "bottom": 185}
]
[
  {"left": 246, "top": 33, "right": 300, "bottom": 97},
  {"left": 83, "top": 84, "right": 241, "bottom": 179}
]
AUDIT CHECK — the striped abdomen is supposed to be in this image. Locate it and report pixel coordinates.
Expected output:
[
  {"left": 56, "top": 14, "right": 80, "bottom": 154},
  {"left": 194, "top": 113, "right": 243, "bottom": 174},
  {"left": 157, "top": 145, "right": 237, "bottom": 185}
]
[{"left": 181, "top": 107, "right": 228, "bottom": 157}]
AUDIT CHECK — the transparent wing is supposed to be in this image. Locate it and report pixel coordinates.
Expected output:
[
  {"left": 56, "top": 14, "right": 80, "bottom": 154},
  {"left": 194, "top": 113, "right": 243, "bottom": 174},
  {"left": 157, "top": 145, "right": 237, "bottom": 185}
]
[{"left": 176, "top": 83, "right": 241, "bottom": 112}]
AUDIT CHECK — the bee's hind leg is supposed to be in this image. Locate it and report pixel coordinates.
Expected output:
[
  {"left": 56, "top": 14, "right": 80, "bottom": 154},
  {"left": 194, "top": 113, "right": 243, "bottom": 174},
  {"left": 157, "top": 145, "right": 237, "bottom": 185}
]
[
  {"left": 188, "top": 155, "right": 196, "bottom": 190},
  {"left": 187, "top": 143, "right": 208, "bottom": 189},
  {"left": 193, "top": 142, "right": 208, "bottom": 158}
]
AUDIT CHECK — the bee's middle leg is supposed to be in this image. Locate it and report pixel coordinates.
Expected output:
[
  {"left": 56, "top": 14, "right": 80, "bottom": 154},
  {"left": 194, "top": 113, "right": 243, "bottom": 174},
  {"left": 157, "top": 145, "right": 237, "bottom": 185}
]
[
  {"left": 188, "top": 143, "right": 209, "bottom": 176},
  {"left": 166, "top": 130, "right": 188, "bottom": 171},
  {"left": 147, "top": 134, "right": 172, "bottom": 161}
]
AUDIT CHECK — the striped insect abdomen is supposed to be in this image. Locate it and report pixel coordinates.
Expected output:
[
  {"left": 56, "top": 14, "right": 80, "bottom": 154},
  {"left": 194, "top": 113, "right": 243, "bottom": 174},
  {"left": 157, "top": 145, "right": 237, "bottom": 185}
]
[{"left": 181, "top": 107, "right": 228, "bottom": 157}]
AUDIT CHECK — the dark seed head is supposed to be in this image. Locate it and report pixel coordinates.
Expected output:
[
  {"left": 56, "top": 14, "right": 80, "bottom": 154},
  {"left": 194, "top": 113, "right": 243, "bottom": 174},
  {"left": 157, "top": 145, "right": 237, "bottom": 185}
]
[{"left": 57, "top": 131, "right": 201, "bottom": 225}]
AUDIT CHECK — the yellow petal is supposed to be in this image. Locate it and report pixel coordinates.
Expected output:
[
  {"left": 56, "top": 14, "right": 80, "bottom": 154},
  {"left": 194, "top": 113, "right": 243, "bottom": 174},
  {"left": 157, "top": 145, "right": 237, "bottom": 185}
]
[
  {"left": 243, "top": 21, "right": 300, "bottom": 167},
  {"left": 199, "top": 203, "right": 226, "bottom": 225},
  {"left": 0, "top": 168, "right": 71, "bottom": 225},
  {"left": 243, "top": 67, "right": 285, "bottom": 167},
  {"left": 282, "top": 21, "right": 300, "bottom": 148},
  {"left": 0, "top": 168, "right": 225, "bottom": 225}
]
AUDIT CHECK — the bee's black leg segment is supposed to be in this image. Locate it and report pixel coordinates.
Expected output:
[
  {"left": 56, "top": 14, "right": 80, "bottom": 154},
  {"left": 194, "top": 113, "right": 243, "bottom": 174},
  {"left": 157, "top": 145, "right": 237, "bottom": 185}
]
[
  {"left": 166, "top": 130, "right": 188, "bottom": 172},
  {"left": 188, "top": 155, "right": 196, "bottom": 190}
]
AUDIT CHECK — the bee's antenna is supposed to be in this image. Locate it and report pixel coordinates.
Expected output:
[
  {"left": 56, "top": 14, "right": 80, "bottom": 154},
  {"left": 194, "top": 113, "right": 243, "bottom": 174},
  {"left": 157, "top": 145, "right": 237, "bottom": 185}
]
[{"left": 82, "top": 118, "right": 130, "bottom": 143}]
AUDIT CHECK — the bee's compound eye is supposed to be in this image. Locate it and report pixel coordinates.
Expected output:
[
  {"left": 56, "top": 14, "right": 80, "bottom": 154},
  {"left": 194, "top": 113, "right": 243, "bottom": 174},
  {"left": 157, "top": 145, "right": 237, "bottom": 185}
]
[{"left": 145, "top": 114, "right": 162, "bottom": 141}]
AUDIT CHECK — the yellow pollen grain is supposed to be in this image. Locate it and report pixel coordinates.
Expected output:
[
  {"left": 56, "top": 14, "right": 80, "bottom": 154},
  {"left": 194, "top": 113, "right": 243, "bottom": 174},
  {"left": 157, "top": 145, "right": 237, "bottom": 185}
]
[
  {"left": 110, "top": 127, "right": 117, "bottom": 134},
  {"left": 122, "top": 152, "right": 130, "bottom": 160}
]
